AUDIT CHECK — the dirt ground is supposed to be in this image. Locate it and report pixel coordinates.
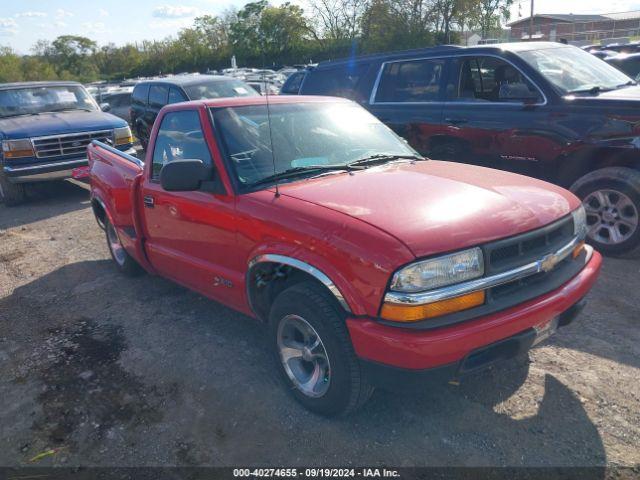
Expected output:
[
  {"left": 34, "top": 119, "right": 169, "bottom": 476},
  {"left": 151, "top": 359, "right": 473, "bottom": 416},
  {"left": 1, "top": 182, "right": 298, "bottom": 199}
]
[{"left": 0, "top": 179, "right": 638, "bottom": 468}]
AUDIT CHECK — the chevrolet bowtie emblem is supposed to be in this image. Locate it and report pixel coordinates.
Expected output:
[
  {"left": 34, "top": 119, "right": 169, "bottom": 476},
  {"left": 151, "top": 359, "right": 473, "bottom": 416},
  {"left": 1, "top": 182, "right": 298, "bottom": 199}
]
[{"left": 540, "top": 253, "right": 560, "bottom": 273}]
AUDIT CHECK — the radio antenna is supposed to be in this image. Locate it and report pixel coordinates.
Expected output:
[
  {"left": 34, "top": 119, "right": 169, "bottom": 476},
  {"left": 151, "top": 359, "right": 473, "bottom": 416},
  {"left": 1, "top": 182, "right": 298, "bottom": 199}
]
[{"left": 263, "top": 66, "right": 279, "bottom": 198}]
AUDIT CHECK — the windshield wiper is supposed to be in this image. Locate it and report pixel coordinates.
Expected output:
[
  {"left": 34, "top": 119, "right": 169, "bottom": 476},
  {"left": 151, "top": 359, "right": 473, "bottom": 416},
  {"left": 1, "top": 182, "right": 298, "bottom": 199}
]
[
  {"left": 46, "top": 107, "right": 94, "bottom": 113},
  {"left": 616, "top": 80, "right": 637, "bottom": 88},
  {"left": 0, "top": 112, "right": 41, "bottom": 118},
  {"left": 566, "top": 85, "right": 613, "bottom": 95},
  {"left": 347, "top": 153, "right": 425, "bottom": 167},
  {"left": 250, "top": 164, "right": 363, "bottom": 187}
]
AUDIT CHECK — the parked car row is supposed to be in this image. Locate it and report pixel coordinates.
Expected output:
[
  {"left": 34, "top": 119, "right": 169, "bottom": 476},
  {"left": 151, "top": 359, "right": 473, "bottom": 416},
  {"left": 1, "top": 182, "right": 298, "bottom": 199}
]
[{"left": 282, "top": 42, "right": 640, "bottom": 255}]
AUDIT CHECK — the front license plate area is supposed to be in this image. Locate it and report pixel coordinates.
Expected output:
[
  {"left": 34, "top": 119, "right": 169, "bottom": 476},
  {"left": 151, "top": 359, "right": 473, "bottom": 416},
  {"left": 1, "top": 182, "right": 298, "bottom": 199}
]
[{"left": 533, "top": 317, "right": 559, "bottom": 346}]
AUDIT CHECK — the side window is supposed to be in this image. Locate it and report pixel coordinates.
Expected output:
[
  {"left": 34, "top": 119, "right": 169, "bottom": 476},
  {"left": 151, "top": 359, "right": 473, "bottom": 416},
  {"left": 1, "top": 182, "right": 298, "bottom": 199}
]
[
  {"left": 301, "top": 64, "right": 369, "bottom": 99},
  {"left": 149, "top": 85, "right": 169, "bottom": 107},
  {"left": 151, "top": 110, "right": 212, "bottom": 181},
  {"left": 280, "top": 71, "right": 305, "bottom": 94},
  {"left": 131, "top": 84, "right": 149, "bottom": 106},
  {"left": 375, "top": 58, "right": 445, "bottom": 103},
  {"left": 168, "top": 87, "right": 187, "bottom": 104},
  {"left": 448, "top": 57, "right": 542, "bottom": 103}
]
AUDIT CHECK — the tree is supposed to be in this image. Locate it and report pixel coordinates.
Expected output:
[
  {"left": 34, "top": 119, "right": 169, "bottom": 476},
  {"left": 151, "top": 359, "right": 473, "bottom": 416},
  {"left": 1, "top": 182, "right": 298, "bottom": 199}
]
[
  {"left": 468, "top": 0, "right": 513, "bottom": 39},
  {"left": 230, "top": 1, "right": 310, "bottom": 66},
  {"left": 48, "top": 35, "right": 99, "bottom": 81},
  {"left": 0, "top": 47, "right": 24, "bottom": 82},
  {"left": 307, "top": 0, "right": 369, "bottom": 43}
]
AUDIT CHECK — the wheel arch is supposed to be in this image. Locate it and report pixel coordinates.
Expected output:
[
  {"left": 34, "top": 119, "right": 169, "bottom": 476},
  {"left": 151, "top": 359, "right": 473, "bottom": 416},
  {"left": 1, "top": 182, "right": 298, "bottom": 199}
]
[
  {"left": 246, "top": 254, "right": 353, "bottom": 322},
  {"left": 91, "top": 195, "right": 112, "bottom": 230},
  {"left": 557, "top": 146, "right": 640, "bottom": 189}
]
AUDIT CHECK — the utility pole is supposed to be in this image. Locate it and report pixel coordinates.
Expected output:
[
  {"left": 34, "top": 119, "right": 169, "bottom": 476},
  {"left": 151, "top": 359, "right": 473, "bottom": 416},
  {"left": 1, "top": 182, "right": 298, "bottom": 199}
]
[{"left": 529, "top": 0, "right": 535, "bottom": 40}]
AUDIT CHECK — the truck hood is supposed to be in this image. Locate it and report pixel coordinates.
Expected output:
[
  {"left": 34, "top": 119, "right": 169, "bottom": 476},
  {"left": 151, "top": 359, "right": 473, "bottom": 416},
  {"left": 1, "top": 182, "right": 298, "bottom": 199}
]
[
  {"left": 0, "top": 111, "right": 126, "bottom": 140},
  {"left": 278, "top": 160, "right": 580, "bottom": 258}
]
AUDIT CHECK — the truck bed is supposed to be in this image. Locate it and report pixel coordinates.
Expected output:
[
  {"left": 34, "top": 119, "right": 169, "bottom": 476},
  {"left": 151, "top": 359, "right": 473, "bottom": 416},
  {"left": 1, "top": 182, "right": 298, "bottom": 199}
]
[{"left": 88, "top": 141, "right": 146, "bottom": 263}]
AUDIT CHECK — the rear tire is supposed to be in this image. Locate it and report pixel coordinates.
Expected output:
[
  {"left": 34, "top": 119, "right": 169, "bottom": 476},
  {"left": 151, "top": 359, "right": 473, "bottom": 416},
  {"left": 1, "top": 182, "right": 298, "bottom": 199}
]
[
  {"left": 571, "top": 167, "right": 640, "bottom": 256},
  {"left": 105, "top": 218, "right": 143, "bottom": 276},
  {"left": 0, "top": 173, "right": 26, "bottom": 206},
  {"left": 136, "top": 125, "right": 149, "bottom": 151},
  {"left": 268, "top": 282, "right": 373, "bottom": 416}
]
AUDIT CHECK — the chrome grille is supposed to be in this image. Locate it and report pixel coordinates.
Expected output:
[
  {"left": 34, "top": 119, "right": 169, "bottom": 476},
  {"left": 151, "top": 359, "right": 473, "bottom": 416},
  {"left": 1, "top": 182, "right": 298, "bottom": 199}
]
[
  {"left": 485, "top": 215, "right": 575, "bottom": 275},
  {"left": 32, "top": 130, "right": 113, "bottom": 159}
]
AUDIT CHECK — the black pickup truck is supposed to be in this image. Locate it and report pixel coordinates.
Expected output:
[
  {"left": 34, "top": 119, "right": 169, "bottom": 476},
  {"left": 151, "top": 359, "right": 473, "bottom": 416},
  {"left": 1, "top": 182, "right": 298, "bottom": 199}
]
[
  {"left": 0, "top": 81, "right": 135, "bottom": 205},
  {"left": 287, "top": 42, "right": 640, "bottom": 255}
]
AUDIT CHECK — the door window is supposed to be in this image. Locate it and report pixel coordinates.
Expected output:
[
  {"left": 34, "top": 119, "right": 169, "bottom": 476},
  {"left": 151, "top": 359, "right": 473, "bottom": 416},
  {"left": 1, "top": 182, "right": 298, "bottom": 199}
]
[
  {"left": 149, "top": 85, "right": 169, "bottom": 107},
  {"left": 280, "top": 71, "right": 306, "bottom": 94},
  {"left": 151, "top": 110, "right": 212, "bottom": 180},
  {"left": 131, "top": 84, "right": 149, "bottom": 106},
  {"left": 448, "top": 57, "right": 542, "bottom": 103},
  {"left": 168, "top": 87, "right": 187, "bottom": 104},
  {"left": 301, "top": 64, "right": 369, "bottom": 100},
  {"left": 374, "top": 58, "right": 445, "bottom": 103}
]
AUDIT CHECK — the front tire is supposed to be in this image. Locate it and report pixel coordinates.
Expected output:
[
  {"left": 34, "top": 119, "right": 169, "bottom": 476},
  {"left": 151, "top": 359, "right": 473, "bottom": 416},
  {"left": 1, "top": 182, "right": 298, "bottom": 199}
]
[
  {"left": 0, "top": 172, "right": 26, "bottom": 206},
  {"left": 105, "top": 218, "right": 143, "bottom": 276},
  {"left": 571, "top": 167, "right": 640, "bottom": 256},
  {"left": 268, "top": 282, "right": 373, "bottom": 416}
]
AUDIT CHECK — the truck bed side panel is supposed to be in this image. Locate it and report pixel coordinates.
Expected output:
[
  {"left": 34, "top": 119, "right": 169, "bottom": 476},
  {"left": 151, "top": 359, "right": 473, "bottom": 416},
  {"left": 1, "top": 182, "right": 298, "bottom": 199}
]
[{"left": 88, "top": 143, "right": 143, "bottom": 261}]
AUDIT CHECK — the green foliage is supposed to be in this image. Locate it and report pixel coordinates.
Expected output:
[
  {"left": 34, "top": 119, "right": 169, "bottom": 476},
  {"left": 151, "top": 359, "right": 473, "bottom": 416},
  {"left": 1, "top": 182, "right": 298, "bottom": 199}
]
[{"left": 0, "top": 0, "right": 509, "bottom": 83}]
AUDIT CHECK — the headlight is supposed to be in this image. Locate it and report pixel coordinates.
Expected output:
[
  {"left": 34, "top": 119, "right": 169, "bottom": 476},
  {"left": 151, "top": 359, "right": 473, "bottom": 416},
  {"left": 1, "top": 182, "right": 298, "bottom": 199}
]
[
  {"left": 390, "top": 247, "right": 484, "bottom": 293},
  {"left": 114, "top": 126, "right": 133, "bottom": 146},
  {"left": 2, "top": 139, "right": 35, "bottom": 159},
  {"left": 572, "top": 204, "right": 587, "bottom": 240}
]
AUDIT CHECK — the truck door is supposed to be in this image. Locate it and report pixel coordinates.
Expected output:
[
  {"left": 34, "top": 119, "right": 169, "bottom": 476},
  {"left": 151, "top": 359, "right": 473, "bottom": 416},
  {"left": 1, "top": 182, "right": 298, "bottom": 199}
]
[
  {"left": 367, "top": 57, "right": 446, "bottom": 156},
  {"left": 439, "top": 55, "right": 556, "bottom": 179},
  {"left": 139, "top": 109, "right": 244, "bottom": 308}
]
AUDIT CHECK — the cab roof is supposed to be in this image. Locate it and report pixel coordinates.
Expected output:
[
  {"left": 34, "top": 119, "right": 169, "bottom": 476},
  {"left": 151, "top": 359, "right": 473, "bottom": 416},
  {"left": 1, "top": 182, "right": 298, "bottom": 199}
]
[
  {"left": 164, "top": 95, "right": 351, "bottom": 111},
  {"left": 314, "top": 42, "right": 569, "bottom": 69},
  {"left": 135, "top": 75, "right": 237, "bottom": 87},
  {"left": 0, "top": 81, "right": 82, "bottom": 90}
]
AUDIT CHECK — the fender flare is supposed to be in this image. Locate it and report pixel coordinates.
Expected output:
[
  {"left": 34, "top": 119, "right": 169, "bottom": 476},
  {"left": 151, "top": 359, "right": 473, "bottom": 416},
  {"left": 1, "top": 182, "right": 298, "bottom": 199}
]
[
  {"left": 91, "top": 194, "right": 113, "bottom": 230},
  {"left": 247, "top": 254, "right": 353, "bottom": 313}
]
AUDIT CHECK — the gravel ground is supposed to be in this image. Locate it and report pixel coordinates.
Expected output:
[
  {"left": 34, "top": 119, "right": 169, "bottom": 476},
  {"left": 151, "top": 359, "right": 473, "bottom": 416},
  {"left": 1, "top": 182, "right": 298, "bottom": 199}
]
[{"left": 0, "top": 180, "right": 638, "bottom": 468}]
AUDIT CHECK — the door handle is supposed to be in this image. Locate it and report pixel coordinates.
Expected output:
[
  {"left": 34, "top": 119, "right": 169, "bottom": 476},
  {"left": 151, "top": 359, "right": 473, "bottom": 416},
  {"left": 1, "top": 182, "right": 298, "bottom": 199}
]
[
  {"left": 143, "top": 195, "right": 155, "bottom": 208},
  {"left": 445, "top": 118, "right": 468, "bottom": 125}
]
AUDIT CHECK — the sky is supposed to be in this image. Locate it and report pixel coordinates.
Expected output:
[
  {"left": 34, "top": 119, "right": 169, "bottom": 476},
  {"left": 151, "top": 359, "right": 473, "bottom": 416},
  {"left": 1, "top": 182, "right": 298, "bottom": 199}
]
[{"left": 2, "top": 0, "right": 640, "bottom": 54}]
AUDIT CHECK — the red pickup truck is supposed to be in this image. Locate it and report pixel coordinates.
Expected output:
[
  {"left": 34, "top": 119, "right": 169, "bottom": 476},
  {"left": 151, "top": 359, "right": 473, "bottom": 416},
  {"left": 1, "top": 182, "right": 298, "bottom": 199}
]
[{"left": 88, "top": 96, "right": 602, "bottom": 416}]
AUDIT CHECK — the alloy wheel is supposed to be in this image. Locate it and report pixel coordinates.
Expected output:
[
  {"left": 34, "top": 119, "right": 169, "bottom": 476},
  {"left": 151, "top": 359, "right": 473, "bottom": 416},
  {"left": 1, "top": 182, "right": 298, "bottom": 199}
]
[
  {"left": 106, "top": 222, "right": 127, "bottom": 266},
  {"left": 277, "top": 314, "right": 331, "bottom": 398},
  {"left": 583, "top": 189, "right": 639, "bottom": 245}
]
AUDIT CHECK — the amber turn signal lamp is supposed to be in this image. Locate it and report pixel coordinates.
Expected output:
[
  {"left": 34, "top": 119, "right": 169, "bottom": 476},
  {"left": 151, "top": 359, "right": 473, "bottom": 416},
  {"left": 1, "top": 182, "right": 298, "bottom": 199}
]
[
  {"left": 381, "top": 290, "right": 486, "bottom": 322},
  {"left": 4, "top": 148, "right": 35, "bottom": 158},
  {"left": 572, "top": 241, "right": 585, "bottom": 259}
]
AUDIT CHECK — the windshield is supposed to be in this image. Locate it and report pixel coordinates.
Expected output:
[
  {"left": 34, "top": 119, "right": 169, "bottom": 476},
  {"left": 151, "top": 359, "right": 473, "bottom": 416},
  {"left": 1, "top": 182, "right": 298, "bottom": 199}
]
[
  {"left": 0, "top": 85, "right": 98, "bottom": 118},
  {"left": 518, "top": 46, "right": 633, "bottom": 94},
  {"left": 213, "top": 102, "right": 418, "bottom": 188},
  {"left": 184, "top": 79, "right": 259, "bottom": 100}
]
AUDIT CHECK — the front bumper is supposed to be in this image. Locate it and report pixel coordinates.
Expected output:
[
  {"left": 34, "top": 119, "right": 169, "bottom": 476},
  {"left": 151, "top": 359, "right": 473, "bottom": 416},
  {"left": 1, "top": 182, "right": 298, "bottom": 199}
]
[
  {"left": 3, "top": 147, "right": 136, "bottom": 183},
  {"left": 346, "top": 249, "right": 602, "bottom": 373}
]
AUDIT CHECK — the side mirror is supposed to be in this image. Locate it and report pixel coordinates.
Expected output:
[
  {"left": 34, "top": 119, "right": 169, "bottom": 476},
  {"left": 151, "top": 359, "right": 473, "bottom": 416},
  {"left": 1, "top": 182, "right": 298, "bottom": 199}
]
[
  {"left": 100, "top": 102, "right": 111, "bottom": 112},
  {"left": 160, "top": 159, "right": 211, "bottom": 191}
]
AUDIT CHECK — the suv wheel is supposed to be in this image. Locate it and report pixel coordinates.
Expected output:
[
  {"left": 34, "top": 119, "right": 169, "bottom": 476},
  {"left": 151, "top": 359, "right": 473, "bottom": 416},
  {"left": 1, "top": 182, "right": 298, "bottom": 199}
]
[
  {"left": 105, "top": 218, "right": 143, "bottom": 276},
  {"left": 571, "top": 167, "right": 640, "bottom": 255},
  {"left": 268, "top": 282, "right": 373, "bottom": 416},
  {"left": 136, "top": 125, "right": 149, "bottom": 151}
]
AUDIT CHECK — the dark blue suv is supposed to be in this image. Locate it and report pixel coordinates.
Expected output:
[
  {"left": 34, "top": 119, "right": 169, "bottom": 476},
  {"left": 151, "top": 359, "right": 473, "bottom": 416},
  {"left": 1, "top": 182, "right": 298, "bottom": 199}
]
[
  {"left": 0, "top": 81, "right": 135, "bottom": 205},
  {"left": 291, "top": 42, "right": 640, "bottom": 255}
]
